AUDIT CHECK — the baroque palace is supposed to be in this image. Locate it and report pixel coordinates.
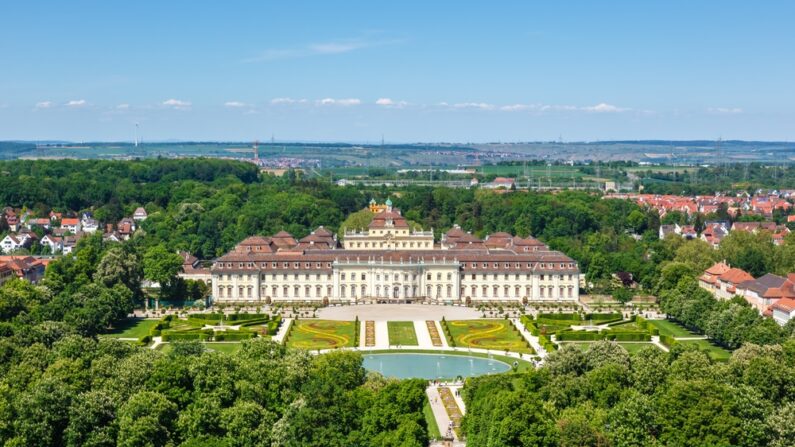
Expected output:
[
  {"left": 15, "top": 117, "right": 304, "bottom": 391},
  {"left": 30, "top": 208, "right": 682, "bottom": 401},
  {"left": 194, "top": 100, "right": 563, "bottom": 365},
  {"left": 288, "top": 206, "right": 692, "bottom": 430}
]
[{"left": 211, "top": 200, "right": 580, "bottom": 304}]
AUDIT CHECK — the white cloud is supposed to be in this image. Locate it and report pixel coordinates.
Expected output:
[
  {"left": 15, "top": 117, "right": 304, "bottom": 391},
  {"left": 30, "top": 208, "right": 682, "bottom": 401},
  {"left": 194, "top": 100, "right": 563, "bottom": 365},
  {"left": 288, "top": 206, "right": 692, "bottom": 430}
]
[
  {"left": 708, "top": 107, "right": 743, "bottom": 114},
  {"left": 35, "top": 101, "right": 54, "bottom": 109},
  {"left": 116, "top": 103, "right": 130, "bottom": 110},
  {"left": 500, "top": 104, "right": 535, "bottom": 112},
  {"left": 581, "top": 103, "right": 627, "bottom": 113},
  {"left": 375, "top": 98, "right": 408, "bottom": 108},
  {"left": 317, "top": 98, "right": 361, "bottom": 106},
  {"left": 224, "top": 101, "right": 247, "bottom": 108},
  {"left": 271, "top": 97, "right": 297, "bottom": 104},
  {"left": 245, "top": 37, "right": 403, "bottom": 62},
  {"left": 66, "top": 99, "right": 87, "bottom": 107},
  {"left": 451, "top": 102, "right": 496, "bottom": 110},
  {"left": 162, "top": 98, "right": 191, "bottom": 110}
]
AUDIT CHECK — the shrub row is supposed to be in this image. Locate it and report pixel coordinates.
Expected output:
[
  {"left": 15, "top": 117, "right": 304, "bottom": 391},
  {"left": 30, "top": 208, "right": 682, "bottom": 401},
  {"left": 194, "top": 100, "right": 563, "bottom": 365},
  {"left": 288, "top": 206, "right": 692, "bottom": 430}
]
[
  {"left": 214, "top": 332, "right": 257, "bottom": 341},
  {"left": 660, "top": 334, "right": 678, "bottom": 348},
  {"left": 555, "top": 330, "right": 651, "bottom": 342},
  {"left": 440, "top": 318, "right": 456, "bottom": 347},
  {"left": 584, "top": 312, "right": 622, "bottom": 321},
  {"left": 353, "top": 316, "right": 360, "bottom": 346},
  {"left": 538, "top": 313, "right": 582, "bottom": 321},
  {"left": 162, "top": 332, "right": 211, "bottom": 341}
]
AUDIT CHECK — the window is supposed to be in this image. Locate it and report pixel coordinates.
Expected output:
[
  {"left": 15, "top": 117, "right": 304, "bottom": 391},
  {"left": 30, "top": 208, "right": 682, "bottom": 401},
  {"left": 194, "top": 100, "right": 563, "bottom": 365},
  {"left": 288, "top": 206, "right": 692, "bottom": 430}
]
[
  {"left": 447, "top": 272, "right": 452, "bottom": 280},
  {"left": 362, "top": 274, "right": 366, "bottom": 281},
  {"left": 341, "top": 273, "right": 346, "bottom": 280},
  {"left": 436, "top": 273, "right": 441, "bottom": 280},
  {"left": 471, "top": 274, "right": 476, "bottom": 280},
  {"left": 427, "top": 273, "right": 431, "bottom": 280}
]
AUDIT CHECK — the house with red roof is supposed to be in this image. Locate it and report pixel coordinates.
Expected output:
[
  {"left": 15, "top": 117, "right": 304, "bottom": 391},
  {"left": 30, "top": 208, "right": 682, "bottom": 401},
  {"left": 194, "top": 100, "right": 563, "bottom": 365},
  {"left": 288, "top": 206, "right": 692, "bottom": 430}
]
[
  {"left": 715, "top": 267, "right": 755, "bottom": 300},
  {"left": 772, "top": 298, "right": 795, "bottom": 326},
  {"left": 737, "top": 273, "right": 795, "bottom": 314},
  {"left": 699, "top": 261, "right": 731, "bottom": 294}
]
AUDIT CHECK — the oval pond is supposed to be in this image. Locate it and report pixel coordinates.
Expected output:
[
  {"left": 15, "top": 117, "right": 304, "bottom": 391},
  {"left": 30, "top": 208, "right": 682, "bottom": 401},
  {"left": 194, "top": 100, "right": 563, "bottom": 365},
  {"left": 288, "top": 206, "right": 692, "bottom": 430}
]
[{"left": 362, "top": 353, "right": 512, "bottom": 379}]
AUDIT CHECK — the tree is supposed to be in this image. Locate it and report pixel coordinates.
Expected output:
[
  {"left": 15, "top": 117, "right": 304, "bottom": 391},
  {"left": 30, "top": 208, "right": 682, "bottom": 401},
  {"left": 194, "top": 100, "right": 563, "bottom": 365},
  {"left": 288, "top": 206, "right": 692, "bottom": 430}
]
[
  {"left": 143, "top": 245, "right": 183, "bottom": 300},
  {"left": 612, "top": 288, "right": 633, "bottom": 305},
  {"left": 95, "top": 246, "right": 143, "bottom": 299},
  {"left": 117, "top": 391, "right": 178, "bottom": 447}
]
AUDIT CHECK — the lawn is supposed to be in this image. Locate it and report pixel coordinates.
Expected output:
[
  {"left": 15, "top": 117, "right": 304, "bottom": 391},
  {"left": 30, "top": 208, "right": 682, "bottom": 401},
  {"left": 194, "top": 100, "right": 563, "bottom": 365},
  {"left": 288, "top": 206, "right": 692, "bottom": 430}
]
[
  {"left": 102, "top": 318, "right": 160, "bottom": 339},
  {"left": 562, "top": 342, "right": 661, "bottom": 355},
  {"left": 447, "top": 320, "right": 534, "bottom": 354},
  {"left": 677, "top": 339, "right": 732, "bottom": 362},
  {"left": 646, "top": 319, "right": 698, "bottom": 338},
  {"left": 286, "top": 320, "right": 356, "bottom": 350},
  {"left": 387, "top": 321, "right": 418, "bottom": 346},
  {"left": 424, "top": 399, "right": 441, "bottom": 440}
]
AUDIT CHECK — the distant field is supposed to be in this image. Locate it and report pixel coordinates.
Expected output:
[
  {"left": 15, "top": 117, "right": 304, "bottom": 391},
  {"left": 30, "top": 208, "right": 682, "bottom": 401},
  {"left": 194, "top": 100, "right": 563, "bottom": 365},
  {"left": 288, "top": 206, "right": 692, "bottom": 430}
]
[{"left": 102, "top": 318, "right": 159, "bottom": 339}]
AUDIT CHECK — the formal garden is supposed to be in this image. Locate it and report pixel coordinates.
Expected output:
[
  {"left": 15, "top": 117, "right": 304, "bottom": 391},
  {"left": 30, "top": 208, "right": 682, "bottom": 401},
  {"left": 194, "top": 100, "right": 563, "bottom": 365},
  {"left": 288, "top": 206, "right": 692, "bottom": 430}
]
[
  {"left": 285, "top": 319, "right": 357, "bottom": 350},
  {"left": 441, "top": 319, "right": 535, "bottom": 354},
  {"left": 387, "top": 321, "right": 419, "bottom": 346}
]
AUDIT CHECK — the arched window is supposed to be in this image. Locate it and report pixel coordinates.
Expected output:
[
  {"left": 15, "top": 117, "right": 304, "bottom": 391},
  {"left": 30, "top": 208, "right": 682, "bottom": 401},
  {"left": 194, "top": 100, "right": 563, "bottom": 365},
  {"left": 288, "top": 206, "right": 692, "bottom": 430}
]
[
  {"left": 341, "top": 285, "right": 347, "bottom": 298},
  {"left": 361, "top": 285, "right": 367, "bottom": 296}
]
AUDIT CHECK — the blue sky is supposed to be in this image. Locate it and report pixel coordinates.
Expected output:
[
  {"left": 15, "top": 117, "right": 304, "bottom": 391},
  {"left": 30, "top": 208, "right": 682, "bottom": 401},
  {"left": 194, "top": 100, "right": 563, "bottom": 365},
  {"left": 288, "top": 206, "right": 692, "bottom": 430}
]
[{"left": 1, "top": 1, "right": 793, "bottom": 142}]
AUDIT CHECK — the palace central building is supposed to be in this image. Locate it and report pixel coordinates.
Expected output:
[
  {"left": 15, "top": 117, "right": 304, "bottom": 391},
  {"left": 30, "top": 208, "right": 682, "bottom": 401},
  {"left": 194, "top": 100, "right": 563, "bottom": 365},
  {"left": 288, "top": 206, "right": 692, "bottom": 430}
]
[{"left": 211, "top": 200, "right": 579, "bottom": 304}]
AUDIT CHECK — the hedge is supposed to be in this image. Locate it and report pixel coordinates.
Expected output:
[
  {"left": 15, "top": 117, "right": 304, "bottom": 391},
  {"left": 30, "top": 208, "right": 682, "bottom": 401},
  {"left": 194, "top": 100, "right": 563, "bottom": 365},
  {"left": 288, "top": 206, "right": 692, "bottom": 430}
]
[
  {"left": 538, "top": 313, "right": 582, "bottom": 321},
  {"left": 660, "top": 335, "right": 678, "bottom": 348},
  {"left": 556, "top": 331, "right": 602, "bottom": 341},
  {"left": 584, "top": 312, "right": 622, "bottom": 321},
  {"left": 214, "top": 332, "right": 257, "bottom": 341},
  {"left": 227, "top": 313, "right": 268, "bottom": 322},
  {"left": 162, "top": 332, "right": 210, "bottom": 341}
]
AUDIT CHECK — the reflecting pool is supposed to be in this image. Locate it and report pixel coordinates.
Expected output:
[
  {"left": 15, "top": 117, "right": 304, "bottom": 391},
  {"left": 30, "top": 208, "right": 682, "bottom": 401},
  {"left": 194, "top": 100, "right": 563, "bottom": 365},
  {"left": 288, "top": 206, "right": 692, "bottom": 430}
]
[{"left": 362, "top": 353, "right": 511, "bottom": 379}]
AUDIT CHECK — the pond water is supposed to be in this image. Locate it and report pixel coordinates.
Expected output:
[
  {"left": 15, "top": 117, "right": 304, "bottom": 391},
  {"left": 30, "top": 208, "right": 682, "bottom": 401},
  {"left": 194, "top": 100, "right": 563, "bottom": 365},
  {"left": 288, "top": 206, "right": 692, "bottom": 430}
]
[{"left": 362, "top": 353, "right": 512, "bottom": 379}]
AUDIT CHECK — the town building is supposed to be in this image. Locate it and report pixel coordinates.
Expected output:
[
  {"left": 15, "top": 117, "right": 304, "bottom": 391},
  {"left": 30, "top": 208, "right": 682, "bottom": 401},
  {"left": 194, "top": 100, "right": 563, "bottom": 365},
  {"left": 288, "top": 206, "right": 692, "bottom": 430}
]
[
  {"left": 211, "top": 202, "right": 580, "bottom": 304},
  {"left": 133, "top": 207, "right": 148, "bottom": 221}
]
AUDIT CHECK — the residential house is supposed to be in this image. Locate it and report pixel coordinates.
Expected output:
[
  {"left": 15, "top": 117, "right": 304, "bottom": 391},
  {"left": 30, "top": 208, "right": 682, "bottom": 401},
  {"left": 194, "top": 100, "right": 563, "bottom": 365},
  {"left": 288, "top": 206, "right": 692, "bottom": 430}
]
[
  {"left": 25, "top": 218, "right": 51, "bottom": 231},
  {"left": 772, "top": 298, "right": 795, "bottom": 326},
  {"left": 0, "top": 262, "right": 13, "bottom": 286},
  {"left": 737, "top": 273, "right": 795, "bottom": 314},
  {"left": 49, "top": 211, "right": 62, "bottom": 222},
  {"left": 40, "top": 234, "right": 63, "bottom": 253},
  {"left": 177, "top": 251, "right": 211, "bottom": 285},
  {"left": 0, "top": 256, "right": 46, "bottom": 283},
  {"left": 0, "top": 233, "right": 32, "bottom": 253},
  {"left": 714, "top": 267, "right": 755, "bottom": 300},
  {"left": 701, "top": 222, "right": 729, "bottom": 248},
  {"left": 133, "top": 207, "right": 148, "bottom": 221},
  {"left": 81, "top": 213, "right": 99, "bottom": 233},
  {"left": 117, "top": 218, "right": 136, "bottom": 240},
  {"left": 680, "top": 225, "right": 697, "bottom": 240},
  {"left": 60, "top": 217, "right": 81, "bottom": 234},
  {"left": 699, "top": 261, "right": 731, "bottom": 294}
]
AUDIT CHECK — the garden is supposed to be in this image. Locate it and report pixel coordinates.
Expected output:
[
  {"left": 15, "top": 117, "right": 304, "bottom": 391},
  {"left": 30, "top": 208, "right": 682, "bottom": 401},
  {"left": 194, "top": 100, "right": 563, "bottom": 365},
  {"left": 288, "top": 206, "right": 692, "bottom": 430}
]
[
  {"left": 442, "top": 319, "right": 534, "bottom": 354},
  {"left": 285, "top": 319, "right": 356, "bottom": 350},
  {"left": 387, "top": 321, "right": 418, "bottom": 346}
]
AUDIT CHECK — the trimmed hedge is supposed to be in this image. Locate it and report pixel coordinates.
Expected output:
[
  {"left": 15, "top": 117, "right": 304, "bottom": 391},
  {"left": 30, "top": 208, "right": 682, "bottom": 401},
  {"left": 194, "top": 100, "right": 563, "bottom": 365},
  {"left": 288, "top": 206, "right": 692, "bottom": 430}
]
[
  {"left": 214, "top": 332, "right": 256, "bottom": 341},
  {"left": 162, "top": 332, "right": 210, "bottom": 341},
  {"left": 660, "top": 335, "right": 678, "bottom": 348},
  {"left": 584, "top": 312, "right": 622, "bottom": 321},
  {"left": 556, "top": 331, "right": 602, "bottom": 341},
  {"left": 538, "top": 313, "right": 582, "bottom": 321}
]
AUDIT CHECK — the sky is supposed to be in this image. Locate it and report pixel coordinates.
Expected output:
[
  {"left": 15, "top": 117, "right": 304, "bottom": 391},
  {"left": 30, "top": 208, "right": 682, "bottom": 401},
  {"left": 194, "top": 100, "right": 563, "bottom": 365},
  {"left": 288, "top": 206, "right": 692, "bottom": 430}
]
[{"left": 0, "top": 1, "right": 793, "bottom": 142}]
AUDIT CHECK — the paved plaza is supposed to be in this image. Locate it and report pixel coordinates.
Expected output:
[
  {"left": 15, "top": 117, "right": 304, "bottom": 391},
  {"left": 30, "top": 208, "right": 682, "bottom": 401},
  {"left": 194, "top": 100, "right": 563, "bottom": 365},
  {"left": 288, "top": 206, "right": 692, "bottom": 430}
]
[{"left": 317, "top": 303, "right": 481, "bottom": 321}]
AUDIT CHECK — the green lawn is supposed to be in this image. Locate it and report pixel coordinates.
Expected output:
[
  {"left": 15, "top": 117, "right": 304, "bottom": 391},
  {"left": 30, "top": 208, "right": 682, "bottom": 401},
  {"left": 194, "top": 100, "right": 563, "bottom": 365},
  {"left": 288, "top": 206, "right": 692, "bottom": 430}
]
[
  {"left": 424, "top": 399, "right": 441, "bottom": 440},
  {"left": 447, "top": 320, "right": 534, "bottom": 354},
  {"left": 387, "top": 321, "right": 418, "bottom": 346},
  {"left": 677, "top": 339, "right": 732, "bottom": 362},
  {"left": 286, "top": 320, "right": 356, "bottom": 350},
  {"left": 562, "top": 342, "right": 661, "bottom": 355},
  {"left": 102, "top": 318, "right": 160, "bottom": 339},
  {"left": 646, "top": 319, "right": 698, "bottom": 338}
]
